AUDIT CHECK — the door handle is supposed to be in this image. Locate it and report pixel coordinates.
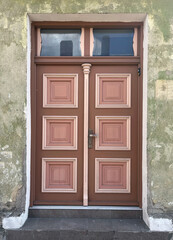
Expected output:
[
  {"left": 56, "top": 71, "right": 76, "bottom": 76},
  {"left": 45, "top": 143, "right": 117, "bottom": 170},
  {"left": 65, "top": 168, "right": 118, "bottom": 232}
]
[
  {"left": 89, "top": 133, "right": 97, "bottom": 137},
  {"left": 88, "top": 129, "right": 97, "bottom": 148}
]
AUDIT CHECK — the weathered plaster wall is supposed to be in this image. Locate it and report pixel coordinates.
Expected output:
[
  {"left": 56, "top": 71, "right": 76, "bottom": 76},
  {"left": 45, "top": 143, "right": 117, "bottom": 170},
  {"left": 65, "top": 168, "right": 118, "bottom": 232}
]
[{"left": 0, "top": 0, "right": 173, "bottom": 223}]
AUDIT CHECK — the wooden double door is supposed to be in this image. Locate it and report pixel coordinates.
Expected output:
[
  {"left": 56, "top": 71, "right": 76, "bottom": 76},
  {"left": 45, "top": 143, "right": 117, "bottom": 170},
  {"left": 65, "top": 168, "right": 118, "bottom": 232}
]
[{"left": 32, "top": 62, "right": 141, "bottom": 206}]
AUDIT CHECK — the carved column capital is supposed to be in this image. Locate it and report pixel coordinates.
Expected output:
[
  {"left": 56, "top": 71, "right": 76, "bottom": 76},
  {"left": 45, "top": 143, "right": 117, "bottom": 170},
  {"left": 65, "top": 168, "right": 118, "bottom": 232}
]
[{"left": 82, "top": 63, "right": 91, "bottom": 74}]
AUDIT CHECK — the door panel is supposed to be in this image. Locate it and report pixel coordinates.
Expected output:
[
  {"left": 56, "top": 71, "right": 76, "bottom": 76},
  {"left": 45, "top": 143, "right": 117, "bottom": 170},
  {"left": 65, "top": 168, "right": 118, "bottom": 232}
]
[
  {"left": 95, "top": 158, "right": 131, "bottom": 193},
  {"left": 95, "top": 116, "right": 131, "bottom": 150},
  {"left": 34, "top": 65, "right": 83, "bottom": 205},
  {"left": 43, "top": 73, "right": 78, "bottom": 108},
  {"left": 95, "top": 73, "right": 131, "bottom": 108},
  {"left": 42, "top": 116, "right": 78, "bottom": 150},
  {"left": 88, "top": 65, "right": 139, "bottom": 205},
  {"left": 42, "top": 158, "right": 77, "bottom": 193}
]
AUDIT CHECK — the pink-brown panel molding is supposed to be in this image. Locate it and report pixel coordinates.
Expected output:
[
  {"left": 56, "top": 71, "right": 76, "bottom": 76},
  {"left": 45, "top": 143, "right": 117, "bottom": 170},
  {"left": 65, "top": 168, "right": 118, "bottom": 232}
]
[
  {"left": 95, "top": 73, "right": 131, "bottom": 108},
  {"left": 42, "top": 116, "right": 78, "bottom": 150},
  {"left": 42, "top": 158, "right": 77, "bottom": 193},
  {"left": 95, "top": 158, "right": 131, "bottom": 193},
  {"left": 37, "top": 28, "right": 41, "bottom": 56},
  {"left": 133, "top": 27, "right": 138, "bottom": 57},
  {"left": 43, "top": 73, "right": 78, "bottom": 108},
  {"left": 95, "top": 116, "right": 131, "bottom": 150}
]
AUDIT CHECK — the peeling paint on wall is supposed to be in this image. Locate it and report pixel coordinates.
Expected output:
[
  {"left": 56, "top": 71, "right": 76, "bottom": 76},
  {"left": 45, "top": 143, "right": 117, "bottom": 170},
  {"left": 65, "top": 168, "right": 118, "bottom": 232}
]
[{"left": 156, "top": 80, "right": 173, "bottom": 100}]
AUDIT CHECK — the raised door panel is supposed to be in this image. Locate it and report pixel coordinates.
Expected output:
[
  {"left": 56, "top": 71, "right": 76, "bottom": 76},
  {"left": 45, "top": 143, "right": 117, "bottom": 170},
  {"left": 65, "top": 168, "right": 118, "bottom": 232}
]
[
  {"left": 42, "top": 158, "right": 77, "bottom": 192},
  {"left": 43, "top": 73, "right": 78, "bottom": 108},
  {"left": 95, "top": 73, "right": 131, "bottom": 108},
  {"left": 42, "top": 116, "right": 78, "bottom": 150},
  {"left": 95, "top": 116, "right": 131, "bottom": 150},
  {"left": 95, "top": 158, "right": 130, "bottom": 193}
]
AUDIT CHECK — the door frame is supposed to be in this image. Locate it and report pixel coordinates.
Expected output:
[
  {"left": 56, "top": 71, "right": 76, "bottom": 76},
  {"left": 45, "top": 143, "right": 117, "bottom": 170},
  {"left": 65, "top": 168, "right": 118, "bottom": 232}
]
[{"left": 30, "top": 20, "right": 144, "bottom": 207}]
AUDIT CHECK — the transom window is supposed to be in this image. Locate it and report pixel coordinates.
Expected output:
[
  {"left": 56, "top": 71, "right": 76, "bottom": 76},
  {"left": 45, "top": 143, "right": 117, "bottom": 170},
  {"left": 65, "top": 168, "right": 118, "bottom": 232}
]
[
  {"left": 93, "top": 29, "right": 134, "bottom": 56},
  {"left": 37, "top": 27, "right": 138, "bottom": 57},
  {"left": 40, "top": 29, "right": 81, "bottom": 56}
]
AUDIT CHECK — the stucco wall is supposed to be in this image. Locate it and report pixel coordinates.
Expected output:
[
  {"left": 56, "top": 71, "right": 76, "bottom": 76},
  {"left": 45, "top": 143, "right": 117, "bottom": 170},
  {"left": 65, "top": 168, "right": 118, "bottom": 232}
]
[{"left": 0, "top": 0, "right": 173, "bottom": 224}]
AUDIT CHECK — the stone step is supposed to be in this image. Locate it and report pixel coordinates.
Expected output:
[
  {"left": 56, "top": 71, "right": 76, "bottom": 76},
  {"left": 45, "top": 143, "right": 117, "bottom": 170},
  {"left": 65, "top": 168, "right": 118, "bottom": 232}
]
[
  {"left": 5, "top": 218, "right": 172, "bottom": 240},
  {"left": 29, "top": 206, "right": 142, "bottom": 219}
]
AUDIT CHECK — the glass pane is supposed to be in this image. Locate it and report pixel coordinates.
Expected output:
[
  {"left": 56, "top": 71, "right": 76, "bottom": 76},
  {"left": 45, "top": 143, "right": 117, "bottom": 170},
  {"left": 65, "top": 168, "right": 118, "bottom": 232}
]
[
  {"left": 93, "top": 29, "right": 134, "bottom": 56},
  {"left": 40, "top": 29, "right": 81, "bottom": 56}
]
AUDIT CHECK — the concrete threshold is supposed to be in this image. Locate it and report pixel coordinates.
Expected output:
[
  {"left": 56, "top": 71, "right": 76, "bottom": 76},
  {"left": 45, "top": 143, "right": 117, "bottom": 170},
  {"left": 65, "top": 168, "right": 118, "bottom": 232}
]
[{"left": 5, "top": 218, "right": 173, "bottom": 240}]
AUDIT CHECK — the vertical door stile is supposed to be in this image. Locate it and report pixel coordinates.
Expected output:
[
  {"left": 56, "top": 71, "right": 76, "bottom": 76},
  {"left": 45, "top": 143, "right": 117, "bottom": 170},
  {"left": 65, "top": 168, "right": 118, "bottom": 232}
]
[{"left": 82, "top": 63, "right": 91, "bottom": 206}]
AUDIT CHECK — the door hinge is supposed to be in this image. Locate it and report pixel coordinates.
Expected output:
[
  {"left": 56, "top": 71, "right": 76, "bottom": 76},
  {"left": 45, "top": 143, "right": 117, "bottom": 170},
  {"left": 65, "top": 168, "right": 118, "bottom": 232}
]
[{"left": 138, "top": 67, "right": 141, "bottom": 76}]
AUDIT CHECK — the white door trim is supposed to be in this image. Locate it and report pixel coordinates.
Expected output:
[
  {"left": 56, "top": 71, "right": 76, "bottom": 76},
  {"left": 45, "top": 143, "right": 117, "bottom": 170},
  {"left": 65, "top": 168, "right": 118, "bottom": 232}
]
[{"left": 82, "top": 63, "right": 91, "bottom": 206}]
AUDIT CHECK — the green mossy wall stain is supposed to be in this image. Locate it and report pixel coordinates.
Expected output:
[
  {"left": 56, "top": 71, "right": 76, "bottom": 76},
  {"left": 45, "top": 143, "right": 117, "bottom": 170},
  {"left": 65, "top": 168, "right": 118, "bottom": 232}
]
[{"left": 0, "top": 0, "right": 173, "bottom": 218}]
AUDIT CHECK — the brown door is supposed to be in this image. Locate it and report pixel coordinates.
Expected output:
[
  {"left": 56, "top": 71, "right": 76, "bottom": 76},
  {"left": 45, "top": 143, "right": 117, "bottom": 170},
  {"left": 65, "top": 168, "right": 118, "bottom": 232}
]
[
  {"left": 31, "top": 25, "right": 142, "bottom": 207},
  {"left": 88, "top": 64, "right": 141, "bottom": 206},
  {"left": 32, "top": 63, "right": 141, "bottom": 206},
  {"left": 34, "top": 64, "right": 84, "bottom": 205}
]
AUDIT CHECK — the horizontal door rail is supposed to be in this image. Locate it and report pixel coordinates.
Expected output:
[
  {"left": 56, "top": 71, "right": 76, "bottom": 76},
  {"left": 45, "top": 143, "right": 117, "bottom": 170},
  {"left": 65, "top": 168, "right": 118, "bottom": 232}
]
[{"left": 34, "top": 56, "right": 140, "bottom": 65}]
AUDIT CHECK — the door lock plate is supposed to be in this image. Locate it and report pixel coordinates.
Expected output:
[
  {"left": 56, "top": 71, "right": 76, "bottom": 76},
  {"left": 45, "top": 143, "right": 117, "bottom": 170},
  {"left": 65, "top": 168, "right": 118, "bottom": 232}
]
[{"left": 88, "top": 129, "right": 97, "bottom": 149}]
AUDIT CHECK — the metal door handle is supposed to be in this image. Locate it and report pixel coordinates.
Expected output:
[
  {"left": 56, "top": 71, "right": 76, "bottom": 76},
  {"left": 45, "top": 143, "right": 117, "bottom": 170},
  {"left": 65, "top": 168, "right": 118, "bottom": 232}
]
[
  {"left": 88, "top": 129, "right": 97, "bottom": 148},
  {"left": 89, "top": 133, "right": 97, "bottom": 137}
]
